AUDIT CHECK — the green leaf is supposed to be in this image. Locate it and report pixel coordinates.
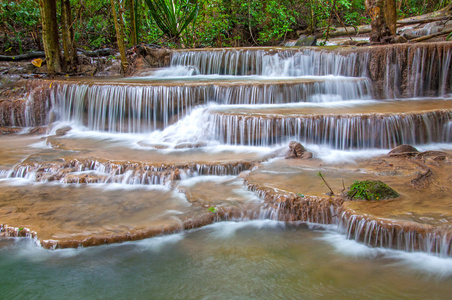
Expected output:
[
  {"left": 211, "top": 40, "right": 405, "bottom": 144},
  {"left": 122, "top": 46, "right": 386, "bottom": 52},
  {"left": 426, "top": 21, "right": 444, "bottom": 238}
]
[{"left": 144, "top": 0, "right": 198, "bottom": 44}]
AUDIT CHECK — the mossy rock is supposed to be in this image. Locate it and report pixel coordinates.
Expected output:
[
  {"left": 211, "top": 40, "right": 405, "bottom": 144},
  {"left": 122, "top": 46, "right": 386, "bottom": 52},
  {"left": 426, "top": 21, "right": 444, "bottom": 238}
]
[{"left": 347, "top": 180, "right": 399, "bottom": 201}]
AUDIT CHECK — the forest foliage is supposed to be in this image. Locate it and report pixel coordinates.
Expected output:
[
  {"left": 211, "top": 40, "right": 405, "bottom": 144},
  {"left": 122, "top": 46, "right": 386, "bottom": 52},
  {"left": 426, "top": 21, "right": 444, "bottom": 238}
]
[{"left": 0, "top": 0, "right": 449, "bottom": 55}]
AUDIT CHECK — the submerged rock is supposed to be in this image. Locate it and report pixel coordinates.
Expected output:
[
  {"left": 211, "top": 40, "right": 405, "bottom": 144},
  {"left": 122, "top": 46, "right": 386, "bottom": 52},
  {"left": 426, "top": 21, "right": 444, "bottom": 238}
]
[{"left": 347, "top": 180, "right": 399, "bottom": 201}]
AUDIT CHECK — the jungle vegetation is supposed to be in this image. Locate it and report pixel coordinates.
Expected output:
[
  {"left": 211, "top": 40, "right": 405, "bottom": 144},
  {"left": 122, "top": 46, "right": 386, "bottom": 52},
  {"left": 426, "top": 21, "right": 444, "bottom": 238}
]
[{"left": 0, "top": 0, "right": 450, "bottom": 72}]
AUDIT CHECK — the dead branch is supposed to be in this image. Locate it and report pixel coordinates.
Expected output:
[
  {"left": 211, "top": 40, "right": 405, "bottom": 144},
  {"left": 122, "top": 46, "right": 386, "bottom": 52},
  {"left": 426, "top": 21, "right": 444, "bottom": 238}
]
[
  {"left": 318, "top": 171, "right": 335, "bottom": 196},
  {"left": 411, "top": 168, "right": 433, "bottom": 188}
]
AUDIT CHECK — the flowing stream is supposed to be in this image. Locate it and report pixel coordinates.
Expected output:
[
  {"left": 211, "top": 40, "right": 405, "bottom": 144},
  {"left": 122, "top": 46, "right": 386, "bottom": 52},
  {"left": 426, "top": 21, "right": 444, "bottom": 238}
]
[
  {"left": 1, "top": 44, "right": 452, "bottom": 298},
  {"left": 2, "top": 221, "right": 452, "bottom": 299}
]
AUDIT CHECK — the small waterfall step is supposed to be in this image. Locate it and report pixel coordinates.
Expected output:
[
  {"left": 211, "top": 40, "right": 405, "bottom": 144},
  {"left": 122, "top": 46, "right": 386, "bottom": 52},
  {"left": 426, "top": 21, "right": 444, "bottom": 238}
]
[
  {"left": 0, "top": 133, "right": 272, "bottom": 185},
  {"left": 207, "top": 99, "right": 452, "bottom": 148},
  {"left": 171, "top": 42, "right": 452, "bottom": 98},
  {"left": 49, "top": 76, "right": 371, "bottom": 133},
  {"left": 244, "top": 153, "right": 452, "bottom": 257},
  {"left": 0, "top": 179, "right": 203, "bottom": 248},
  {"left": 0, "top": 173, "right": 261, "bottom": 249},
  {"left": 171, "top": 46, "right": 364, "bottom": 76}
]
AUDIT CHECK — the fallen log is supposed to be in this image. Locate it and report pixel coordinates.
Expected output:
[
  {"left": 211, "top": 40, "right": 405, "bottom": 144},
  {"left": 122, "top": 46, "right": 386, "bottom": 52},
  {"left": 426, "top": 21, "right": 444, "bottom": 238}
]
[
  {"left": 397, "top": 16, "right": 450, "bottom": 26},
  {"left": 79, "top": 48, "right": 115, "bottom": 57},
  {"left": 0, "top": 48, "right": 117, "bottom": 62},
  {"left": 316, "top": 25, "right": 372, "bottom": 38},
  {"left": 409, "top": 28, "right": 452, "bottom": 42},
  {"left": 397, "top": 3, "right": 451, "bottom": 26},
  {"left": 0, "top": 51, "right": 46, "bottom": 61}
]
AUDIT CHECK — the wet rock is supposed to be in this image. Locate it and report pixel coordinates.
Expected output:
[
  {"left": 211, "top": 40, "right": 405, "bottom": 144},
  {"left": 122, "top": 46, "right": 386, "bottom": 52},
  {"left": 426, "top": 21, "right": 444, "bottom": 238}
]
[
  {"left": 144, "top": 48, "right": 171, "bottom": 67},
  {"left": 288, "top": 141, "right": 305, "bottom": 157},
  {"left": 388, "top": 144, "right": 419, "bottom": 156},
  {"left": 126, "top": 47, "right": 171, "bottom": 76},
  {"left": 285, "top": 141, "right": 311, "bottom": 159},
  {"left": 238, "top": 170, "right": 250, "bottom": 179},
  {"left": 425, "top": 157, "right": 440, "bottom": 167},
  {"left": 28, "top": 126, "right": 47, "bottom": 135},
  {"left": 301, "top": 151, "right": 313, "bottom": 159},
  {"left": 78, "top": 64, "right": 97, "bottom": 76},
  {"left": 136, "top": 141, "right": 169, "bottom": 149},
  {"left": 392, "top": 35, "right": 408, "bottom": 44},
  {"left": 416, "top": 150, "right": 450, "bottom": 161},
  {"left": 295, "top": 35, "right": 317, "bottom": 46},
  {"left": 96, "top": 60, "right": 121, "bottom": 77},
  {"left": 174, "top": 142, "right": 207, "bottom": 149},
  {"left": 170, "top": 169, "right": 181, "bottom": 181},
  {"left": 0, "top": 127, "right": 22, "bottom": 134},
  {"left": 347, "top": 180, "right": 399, "bottom": 201},
  {"left": 55, "top": 126, "right": 72, "bottom": 136}
]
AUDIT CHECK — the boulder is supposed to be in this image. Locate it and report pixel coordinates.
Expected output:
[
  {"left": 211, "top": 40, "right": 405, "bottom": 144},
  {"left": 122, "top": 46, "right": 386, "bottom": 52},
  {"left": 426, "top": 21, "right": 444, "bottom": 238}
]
[
  {"left": 55, "top": 126, "right": 72, "bottom": 136},
  {"left": 295, "top": 35, "right": 317, "bottom": 46},
  {"left": 388, "top": 144, "right": 419, "bottom": 156},
  {"left": 285, "top": 141, "right": 312, "bottom": 159}
]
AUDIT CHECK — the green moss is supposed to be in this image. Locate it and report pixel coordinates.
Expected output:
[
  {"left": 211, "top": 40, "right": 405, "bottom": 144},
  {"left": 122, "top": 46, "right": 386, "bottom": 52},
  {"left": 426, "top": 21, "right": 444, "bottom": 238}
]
[{"left": 347, "top": 180, "right": 399, "bottom": 201}]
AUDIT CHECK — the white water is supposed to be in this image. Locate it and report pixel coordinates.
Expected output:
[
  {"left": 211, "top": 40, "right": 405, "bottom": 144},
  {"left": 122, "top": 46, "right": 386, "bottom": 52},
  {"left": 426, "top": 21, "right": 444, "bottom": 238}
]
[
  {"left": 47, "top": 46, "right": 452, "bottom": 152},
  {"left": 318, "top": 228, "right": 452, "bottom": 276},
  {"left": 45, "top": 96, "right": 452, "bottom": 164},
  {"left": 3, "top": 46, "right": 452, "bottom": 264}
]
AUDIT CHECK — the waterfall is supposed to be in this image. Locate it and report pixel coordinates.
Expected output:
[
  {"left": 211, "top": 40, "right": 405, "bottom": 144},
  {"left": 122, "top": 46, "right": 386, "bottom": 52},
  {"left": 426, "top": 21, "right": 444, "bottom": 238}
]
[
  {"left": 171, "top": 43, "right": 452, "bottom": 98},
  {"left": 246, "top": 183, "right": 452, "bottom": 258},
  {"left": 4, "top": 158, "right": 254, "bottom": 185},
  {"left": 51, "top": 83, "right": 209, "bottom": 132},
  {"left": 2, "top": 43, "right": 452, "bottom": 256},
  {"left": 338, "top": 211, "right": 452, "bottom": 258},
  {"left": 171, "top": 48, "right": 367, "bottom": 77},
  {"left": 209, "top": 110, "right": 452, "bottom": 148},
  {"left": 50, "top": 77, "right": 372, "bottom": 133}
]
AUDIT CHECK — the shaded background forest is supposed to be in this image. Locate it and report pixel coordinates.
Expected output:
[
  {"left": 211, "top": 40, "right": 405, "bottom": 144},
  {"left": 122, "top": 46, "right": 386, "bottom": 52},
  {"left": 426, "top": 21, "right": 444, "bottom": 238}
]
[{"left": 0, "top": 0, "right": 449, "bottom": 55}]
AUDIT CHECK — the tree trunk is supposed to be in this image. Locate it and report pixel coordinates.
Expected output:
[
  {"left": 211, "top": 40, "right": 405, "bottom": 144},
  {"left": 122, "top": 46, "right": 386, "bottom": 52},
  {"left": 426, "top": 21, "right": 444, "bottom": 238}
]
[
  {"left": 365, "top": 0, "right": 397, "bottom": 43},
  {"left": 129, "top": 0, "right": 138, "bottom": 46},
  {"left": 325, "top": 0, "right": 338, "bottom": 41},
  {"left": 309, "top": 0, "right": 316, "bottom": 34},
  {"left": 110, "top": 0, "right": 128, "bottom": 73},
  {"left": 61, "top": 0, "right": 70, "bottom": 70},
  {"left": 384, "top": 0, "right": 397, "bottom": 35},
  {"left": 39, "top": 0, "right": 62, "bottom": 73},
  {"left": 61, "top": 0, "right": 78, "bottom": 72}
]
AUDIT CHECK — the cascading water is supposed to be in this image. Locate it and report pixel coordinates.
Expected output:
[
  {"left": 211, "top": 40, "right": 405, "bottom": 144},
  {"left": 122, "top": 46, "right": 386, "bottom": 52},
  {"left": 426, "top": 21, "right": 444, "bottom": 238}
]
[
  {"left": 2, "top": 42, "right": 452, "bottom": 269},
  {"left": 170, "top": 48, "right": 368, "bottom": 77},
  {"left": 46, "top": 43, "right": 452, "bottom": 145},
  {"left": 172, "top": 43, "right": 452, "bottom": 97},
  {"left": 49, "top": 76, "right": 373, "bottom": 133},
  {"left": 207, "top": 108, "right": 452, "bottom": 148}
]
